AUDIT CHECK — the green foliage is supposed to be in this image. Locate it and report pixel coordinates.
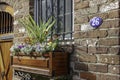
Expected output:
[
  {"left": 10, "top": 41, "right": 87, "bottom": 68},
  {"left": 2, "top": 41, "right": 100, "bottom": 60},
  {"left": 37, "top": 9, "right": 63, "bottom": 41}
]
[
  {"left": 19, "top": 15, "right": 56, "bottom": 44},
  {"left": 45, "top": 38, "right": 59, "bottom": 52}
]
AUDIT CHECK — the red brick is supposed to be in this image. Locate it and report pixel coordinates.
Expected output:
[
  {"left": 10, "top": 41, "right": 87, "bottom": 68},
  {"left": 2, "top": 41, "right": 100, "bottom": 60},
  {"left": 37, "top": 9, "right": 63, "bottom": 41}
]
[
  {"left": 88, "top": 64, "right": 108, "bottom": 73},
  {"left": 109, "top": 47, "right": 120, "bottom": 54},
  {"left": 75, "top": 62, "right": 88, "bottom": 71},
  {"left": 89, "top": 13, "right": 108, "bottom": 20},
  {"left": 98, "top": 38, "right": 119, "bottom": 46},
  {"left": 99, "top": 47, "right": 109, "bottom": 53},
  {"left": 79, "top": 32, "right": 88, "bottom": 38},
  {"left": 79, "top": 39, "right": 88, "bottom": 46},
  {"left": 76, "top": 46, "right": 88, "bottom": 54},
  {"left": 107, "top": 0, "right": 114, "bottom": 2},
  {"left": 98, "top": 55, "right": 120, "bottom": 64},
  {"left": 88, "top": 47, "right": 97, "bottom": 53},
  {"left": 74, "top": 24, "right": 80, "bottom": 31},
  {"left": 108, "top": 65, "right": 120, "bottom": 74},
  {"left": 100, "top": 21, "right": 110, "bottom": 28},
  {"left": 75, "top": 1, "right": 89, "bottom": 10},
  {"left": 97, "top": 74, "right": 120, "bottom": 80},
  {"left": 88, "top": 47, "right": 108, "bottom": 54},
  {"left": 88, "top": 6, "right": 98, "bottom": 14},
  {"left": 108, "top": 10, "right": 120, "bottom": 19},
  {"left": 101, "top": 20, "right": 120, "bottom": 28},
  {"left": 77, "top": 30, "right": 108, "bottom": 38},
  {"left": 98, "top": 13, "right": 108, "bottom": 19},
  {"left": 109, "top": 20, "right": 120, "bottom": 28},
  {"left": 77, "top": 52, "right": 97, "bottom": 63},
  {"left": 74, "top": 0, "right": 80, "bottom": 3},
  {"left": 73, "top": 32, "right": 80, "bottom": 39},
  {"left": 87, "top": 30, "right": 108, "bottom": 38},
  {"left": 108, "top": 29, "right": 120, "bottom": 37},
  {"left": 75, "top": 16, "right": 89, "bottom": 24},
  {"left": 80, "top": 72, "right": 96, "bottom": 80}
]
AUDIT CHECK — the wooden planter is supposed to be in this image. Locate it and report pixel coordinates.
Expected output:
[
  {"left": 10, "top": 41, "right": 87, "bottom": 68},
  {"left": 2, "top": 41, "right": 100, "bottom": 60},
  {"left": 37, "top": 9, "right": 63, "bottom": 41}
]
[{"left": 12, "top": 52, "right": 68, "bottom": 77}]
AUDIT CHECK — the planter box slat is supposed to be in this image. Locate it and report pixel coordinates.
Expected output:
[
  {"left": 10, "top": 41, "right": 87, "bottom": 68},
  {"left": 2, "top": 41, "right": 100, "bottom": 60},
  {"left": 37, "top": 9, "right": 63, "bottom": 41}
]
[
  {"left": 13, "top": 57, "right": 49, "bottom": 69},
  {"left": 12, "top": 52, "right": 68, "bottom": 77},
  {"left": 13, "top": 65, "right": 50, "bottom": 76}
]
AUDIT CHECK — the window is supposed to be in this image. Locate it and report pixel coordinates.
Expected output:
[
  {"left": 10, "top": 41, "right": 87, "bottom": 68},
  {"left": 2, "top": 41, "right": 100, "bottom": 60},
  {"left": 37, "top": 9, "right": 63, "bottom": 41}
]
[
  {"left": 34, "top": 0, "right": 73, "bottom": 40},
  {"left": 0, "top": 2, "right": 14, "bottom": 34}
]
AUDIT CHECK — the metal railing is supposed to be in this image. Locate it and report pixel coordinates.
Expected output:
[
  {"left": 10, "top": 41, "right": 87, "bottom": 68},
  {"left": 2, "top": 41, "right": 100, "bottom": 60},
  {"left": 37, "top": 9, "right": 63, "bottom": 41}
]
[
  {"left": 0, "top": 12, "right": 13, "bottom": 34},
  {"left": 34, "top": 0, "right": 73, "bottom": 40}
]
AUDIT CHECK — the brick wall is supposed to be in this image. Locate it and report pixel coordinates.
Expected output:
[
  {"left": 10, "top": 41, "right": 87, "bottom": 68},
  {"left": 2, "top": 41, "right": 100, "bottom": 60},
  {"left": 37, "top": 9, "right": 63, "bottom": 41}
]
[
  {"left": 13, "top": 0, "right": 29, "bottom": 44},
  {"left": 73, "top": 0, "right": 120, "bottom": 80},
  {"left": 1, "top": 0, "right": 120, "bottom": 80}
]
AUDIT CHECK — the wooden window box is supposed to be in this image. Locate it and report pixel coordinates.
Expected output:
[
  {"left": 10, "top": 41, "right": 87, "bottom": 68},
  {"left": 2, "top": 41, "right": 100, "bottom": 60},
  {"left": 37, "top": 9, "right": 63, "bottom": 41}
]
[{"left": 12, "top": 52, "right": 68, "bottom": 77}]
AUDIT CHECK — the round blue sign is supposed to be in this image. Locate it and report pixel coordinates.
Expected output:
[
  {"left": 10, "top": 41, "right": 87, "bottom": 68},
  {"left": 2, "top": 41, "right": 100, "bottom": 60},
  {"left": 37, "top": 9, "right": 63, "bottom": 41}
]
[{"left": 90, "top": 17, "right": 103, "bottom": 28}]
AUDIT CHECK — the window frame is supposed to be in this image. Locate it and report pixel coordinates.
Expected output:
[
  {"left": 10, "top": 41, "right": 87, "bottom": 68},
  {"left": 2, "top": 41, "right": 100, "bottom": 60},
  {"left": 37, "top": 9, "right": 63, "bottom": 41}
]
[{"left": 34, "top": 0, "right": 74, "bottom": 40}]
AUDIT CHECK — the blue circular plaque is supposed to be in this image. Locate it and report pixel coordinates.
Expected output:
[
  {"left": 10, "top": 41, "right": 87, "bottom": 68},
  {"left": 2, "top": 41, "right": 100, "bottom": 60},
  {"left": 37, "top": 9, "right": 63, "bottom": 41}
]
[{"left": 90, "top": 17, "right": 103, "bottom": 28}]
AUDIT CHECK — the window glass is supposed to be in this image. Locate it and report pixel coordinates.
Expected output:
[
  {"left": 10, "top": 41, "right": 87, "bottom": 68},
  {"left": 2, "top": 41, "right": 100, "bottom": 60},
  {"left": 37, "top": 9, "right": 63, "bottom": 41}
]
[{"left": 34, "top": 0, "right": 73, "bottom": 40}]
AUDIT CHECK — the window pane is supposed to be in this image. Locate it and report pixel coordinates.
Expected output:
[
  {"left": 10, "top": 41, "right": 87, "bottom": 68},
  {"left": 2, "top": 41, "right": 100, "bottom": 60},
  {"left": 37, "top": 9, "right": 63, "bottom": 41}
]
[
  {"left": 58, "top": 16, "right": 64, "bottom": 33},
  {"left": 42, "top": 0, "right": 46, "bottom": 21},
  {"left": 53, "top": 0, "right": 57, "bottom": 17},
  {"left": 65, "top": 14, "right": 72, "bottom": 33},
  {"left": 66, "top": 0, "right": 72, "bottom": 13},
  {"left": 65, "top": 34, "right": 71, "bottom": 39},
  {"left": 59, "top": 0, "right": 64, "bottom": 15},
  {"left": 47, "top": 0, "right": 52, "bottom": 18},
  {"left": 65, "top": 14, "right": 72, "bottom": 39}
]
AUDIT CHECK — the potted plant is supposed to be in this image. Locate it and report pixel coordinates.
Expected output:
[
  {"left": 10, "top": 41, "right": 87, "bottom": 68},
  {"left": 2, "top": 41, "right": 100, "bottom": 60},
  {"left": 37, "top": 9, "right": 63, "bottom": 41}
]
[
  {"left": 11, "top": 15, "right": 68, "bottom": 77},
  {"left": 11, "top": 15, "right": 58, "bottom": 56}
]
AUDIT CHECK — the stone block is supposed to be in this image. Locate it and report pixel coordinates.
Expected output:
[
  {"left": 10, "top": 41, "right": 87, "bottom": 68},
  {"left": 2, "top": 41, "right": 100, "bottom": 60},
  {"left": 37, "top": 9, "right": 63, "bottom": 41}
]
[
  {"left": 98, "top": 55, "right": 120, "bottom": 64},
  {"left": 74, "top": 24, "right": 80, "bottom": 31},
  {"left": 75, "top": 16, "right": 89, "bottom": 24},
  {"left": 73, "top": 32, "right": 80, "bottom": 39},
  {"left": 87, "top": 30, "right": 108, "bottom": 38},
  {"left": 108, "top": 10, "right": 120, "bottom": 19},
  {"left": 89, "top": 0, "right": 107, "bottom": 6},
  {"left": 75, "top": 1, "right": 89, "bottom": 10},
  {"left": 88, "top": 47, "right": 108, "bottom": 54},
  {"left": 108, "top": 65, "right": 120, "bottom": 74},
  {"left": 88, "top": 64, "right": 108, "bottom": 73},
  {"left": 75, "top": 62, "right": 88, "bottom": 71},
  {"left": 101, "top": 20, "right": 120, "bottom": 28},
  {"left": 81, "top": 23, "right": 94, "bottom": 31},
  {"left": 80, "top": 72, "right": 96, "bottom": 80},
  {"left": 77, "top": 52, "right": 97, "bottom": 63},
  {"left": 89, "top": 12, "right": 108, "bottom": 20},
  {"left": 98, "top": 38, "right": 119, "bottom": 46},
  {"left": 97, "top": 74, "right": 120, "bottom": 80},
  {"left": 100, "top": 1, "right": 119, "bottom": 12},
  {"left": 108, "top": 28, "right": 120, "bottom": 37},
  {"left": 109, "top": 47, "right": 120, "bottom": 54}
]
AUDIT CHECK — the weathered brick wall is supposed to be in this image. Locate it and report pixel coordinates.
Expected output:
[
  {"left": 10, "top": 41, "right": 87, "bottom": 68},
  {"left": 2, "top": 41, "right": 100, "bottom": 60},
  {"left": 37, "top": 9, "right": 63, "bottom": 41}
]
[
  {"left": 13, "top": 0, "right": 29, "bottom": 44},
  {"left": 73, "top": 0, "right": 120, "bottom": 80},
  {"left": 1, "top": 0, "right": 120, "bottom": 80}
]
